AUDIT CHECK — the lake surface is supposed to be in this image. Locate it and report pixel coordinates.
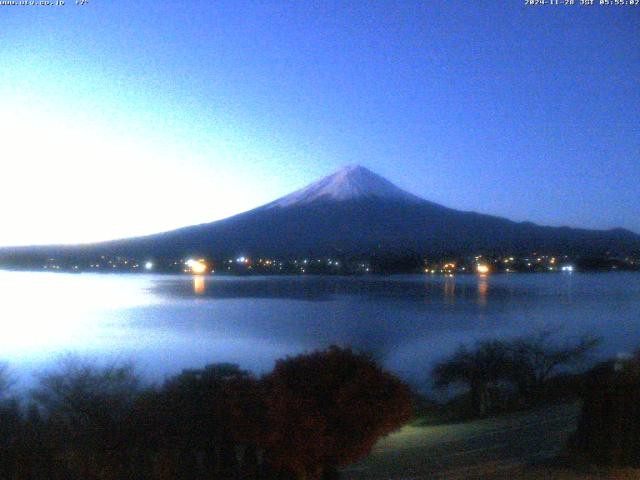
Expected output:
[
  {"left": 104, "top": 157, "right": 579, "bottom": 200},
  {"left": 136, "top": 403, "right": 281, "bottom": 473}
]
[{"left": 1, "top": 271, "right": 639, "bottom": 389}]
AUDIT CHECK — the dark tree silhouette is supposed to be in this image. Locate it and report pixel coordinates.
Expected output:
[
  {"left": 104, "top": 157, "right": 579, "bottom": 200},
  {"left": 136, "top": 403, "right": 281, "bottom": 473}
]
[
  {"left": 1, "top": 353, "right": 411, "bottom": 479},
  {"left": 0, "top": 363, "right": 11, "bottom": 399},
  {"left": 0, "top": 398, "right": 21, "bottom": 479},
  {"left": 571, "top": 349, "right": 640, "bottom": 467},
  {"left": 434, "top": 332, "right": 601, "bottom": 417},
  {"left": 508, "top": 329, "right": 600, "bottom": 399},
  {"left": 31, "top": 359, "right": 144, "bottom": 480},
  {"left": 142, "top": 363, "right": 265, "bottom": 479},
  {"left": 263, "top": 346, "right": 413, "bottom": 480},
  {"left": 433, "top": 340, "right": 512, "bottom": 417}
]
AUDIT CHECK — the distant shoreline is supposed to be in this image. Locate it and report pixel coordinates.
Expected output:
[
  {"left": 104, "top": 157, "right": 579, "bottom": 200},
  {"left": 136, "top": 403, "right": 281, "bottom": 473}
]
[{"left": 1, "top": 267, "right": 638, "bottom": 276}]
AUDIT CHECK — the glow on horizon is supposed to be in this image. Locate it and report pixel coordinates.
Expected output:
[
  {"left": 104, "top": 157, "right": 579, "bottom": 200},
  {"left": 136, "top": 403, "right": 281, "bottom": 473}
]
[
  {"left": 0, "top": 103, "right": 286, "bottom": 247},
  {"left": 2, "top": 2, "right": 638, "bottom": 247}
]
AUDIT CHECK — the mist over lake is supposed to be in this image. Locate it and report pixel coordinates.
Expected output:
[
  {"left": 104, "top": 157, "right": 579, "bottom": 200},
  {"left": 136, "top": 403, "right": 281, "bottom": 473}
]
[{"left": 1, "top": 271, "right": 639, "bottom": 389}]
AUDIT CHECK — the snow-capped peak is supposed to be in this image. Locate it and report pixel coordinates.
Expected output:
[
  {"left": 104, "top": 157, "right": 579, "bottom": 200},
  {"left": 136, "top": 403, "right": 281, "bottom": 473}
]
[{"left": 265, "top": 165, "right": 423, "bottom": 209}]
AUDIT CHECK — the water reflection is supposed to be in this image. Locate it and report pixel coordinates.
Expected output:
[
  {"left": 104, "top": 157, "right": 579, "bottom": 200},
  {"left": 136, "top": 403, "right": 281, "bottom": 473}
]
[
  {"left": 0, "top": 271, "right": 155, "bottom": 354},
  {"left": 477, "top": 275, "right": 489, "bottom": 307},
  {"left": 560, "top": 274, "right": 574, "bottom": 304},
  {"left": 444, "top": 275, "right": 456, "bottom": 304},
  {"left": 193, "top": 276, "right": 206, "bottom": 294},
  {"left": 1, "top": 271, "right": 639, "bottom": 391},
  {"left": 155, "top": 276, "right": 513, "bottom": 303}
]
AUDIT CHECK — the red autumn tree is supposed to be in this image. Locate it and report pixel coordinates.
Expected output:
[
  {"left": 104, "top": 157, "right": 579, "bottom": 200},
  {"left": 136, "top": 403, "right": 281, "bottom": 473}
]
[{"left": 262, "top": 346, "right": 413, "bottom": 480}]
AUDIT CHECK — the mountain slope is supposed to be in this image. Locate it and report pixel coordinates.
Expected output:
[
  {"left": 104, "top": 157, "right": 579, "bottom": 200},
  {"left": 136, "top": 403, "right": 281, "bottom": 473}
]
[
  {"left": 83, "top": 165, "right": 640, "bottom": 258},
  {"left": 1, "top": 165, "right": 639, "bottom": 261}
]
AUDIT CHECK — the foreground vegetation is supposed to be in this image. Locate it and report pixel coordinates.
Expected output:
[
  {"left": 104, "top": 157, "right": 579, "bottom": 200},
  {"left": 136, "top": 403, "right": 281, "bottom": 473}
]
[
  {"left": 0, "top": 347, "right": 412, "bottom": 480},
  {"left": 1, "top": 333, "right": 638, "bottom": 479},
  {"left": 431, "top": 330, "right": 600, "bottom": 419},
  {"left": 344, "top": 344, "right": 640, "bottom": 479}
]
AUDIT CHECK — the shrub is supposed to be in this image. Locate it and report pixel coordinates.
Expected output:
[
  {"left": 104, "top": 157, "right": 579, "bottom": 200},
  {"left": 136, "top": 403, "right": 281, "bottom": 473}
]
[{"left": 263, "top": 346, "right": 413, "bottom": 480}]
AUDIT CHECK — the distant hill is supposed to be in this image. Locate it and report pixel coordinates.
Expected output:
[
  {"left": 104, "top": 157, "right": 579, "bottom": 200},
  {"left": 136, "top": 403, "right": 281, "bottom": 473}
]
[{"left": 1, "top": 165, "right": 639, "bottom": 263}]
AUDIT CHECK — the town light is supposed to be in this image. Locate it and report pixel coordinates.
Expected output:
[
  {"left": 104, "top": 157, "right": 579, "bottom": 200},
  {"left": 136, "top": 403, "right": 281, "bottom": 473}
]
[
  {"left": 476, "top": 264, "right": 490, "bottom": 274},
  {"left": 186, "top": 258, "right": 207, "bottom": 274}
]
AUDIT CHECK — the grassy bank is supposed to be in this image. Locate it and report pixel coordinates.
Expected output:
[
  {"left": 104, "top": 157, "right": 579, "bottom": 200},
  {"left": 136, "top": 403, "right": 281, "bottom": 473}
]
[{"left": 342, "top": 402, "right": 638, "bottom": 479}]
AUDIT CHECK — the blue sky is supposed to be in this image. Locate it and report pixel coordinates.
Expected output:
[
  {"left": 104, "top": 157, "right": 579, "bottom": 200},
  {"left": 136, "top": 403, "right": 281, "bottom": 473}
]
[{"left": 1, "top": 0, "right": 638, "bottom": 245}]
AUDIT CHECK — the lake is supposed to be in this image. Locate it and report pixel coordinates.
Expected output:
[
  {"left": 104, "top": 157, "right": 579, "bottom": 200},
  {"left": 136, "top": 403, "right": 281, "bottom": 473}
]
[{"left": 1, "top": 270, "right": 639, "bottom": 390}]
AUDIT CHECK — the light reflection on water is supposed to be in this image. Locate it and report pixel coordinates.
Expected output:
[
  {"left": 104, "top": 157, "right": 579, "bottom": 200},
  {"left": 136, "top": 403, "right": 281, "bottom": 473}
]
[
  {"left": 193, "top": 276, "right": 206, "bottom": 294},
  {"left": 0, "top": 271, "right": 639, "bottom": 389},
  {"left": 477, "top": 275, "right": 488, "bottom": 307},
  {"left": 444, "top": 275, "right": 456, "bottom": 305}
]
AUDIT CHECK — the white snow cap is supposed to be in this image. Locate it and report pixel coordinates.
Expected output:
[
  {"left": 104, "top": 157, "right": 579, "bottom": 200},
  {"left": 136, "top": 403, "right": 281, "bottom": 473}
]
[{"left": 267, "top": 165, "right": 423, "bottom": 208}]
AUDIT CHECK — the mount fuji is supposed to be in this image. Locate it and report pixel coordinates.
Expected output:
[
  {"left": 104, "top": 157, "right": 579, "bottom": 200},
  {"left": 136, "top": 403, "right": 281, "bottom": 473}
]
[
  {"left": 263, "top": 165, "right": 423, "bottom": 208},
  {"left": 2, "top": 165, "right": 639, "bottom": 261}
]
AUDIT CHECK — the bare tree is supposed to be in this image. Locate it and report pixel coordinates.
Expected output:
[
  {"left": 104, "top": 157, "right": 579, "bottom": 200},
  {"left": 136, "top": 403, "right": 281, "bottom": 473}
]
[
  {"left": 433, "top": 340, "right": 512, "bottom": 416},
  {"left": 508, "top": 329, "right": 601, "bottom": 397},
  {"left": 31, "top": 358, "right": 144, "bottom": 479},
  {"left": 433, "top": 331, "right": 601, "bottom": 417}
]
